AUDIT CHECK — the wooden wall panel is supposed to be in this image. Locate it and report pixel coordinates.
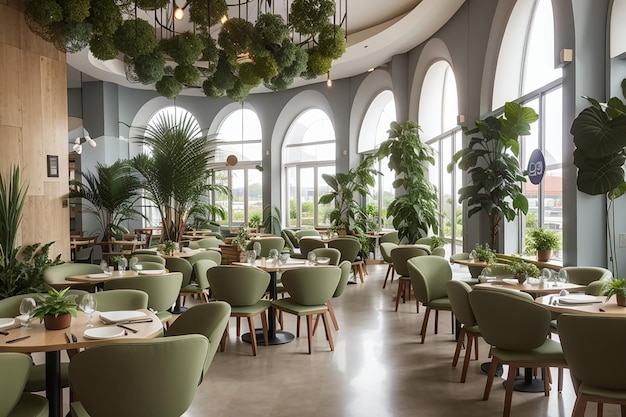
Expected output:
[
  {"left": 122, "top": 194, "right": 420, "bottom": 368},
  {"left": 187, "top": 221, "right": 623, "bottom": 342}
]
[{"left": 0, "top": 2, "right": 70, "bottom": 260}]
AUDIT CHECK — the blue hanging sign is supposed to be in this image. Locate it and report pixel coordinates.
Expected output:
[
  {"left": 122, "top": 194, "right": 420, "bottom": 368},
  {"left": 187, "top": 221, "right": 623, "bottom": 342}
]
[{"left": 527, "top": 149, "right": 545, "bottom": 185}]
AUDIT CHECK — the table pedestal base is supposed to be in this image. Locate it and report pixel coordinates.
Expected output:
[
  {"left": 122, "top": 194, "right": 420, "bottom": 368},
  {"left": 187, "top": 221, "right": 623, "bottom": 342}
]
[
  {"left": 512, "top": 378, "right": 545, "bottom": 392},
  {"left": 242, "top": 329, "right": 294, "bottom": 345}
]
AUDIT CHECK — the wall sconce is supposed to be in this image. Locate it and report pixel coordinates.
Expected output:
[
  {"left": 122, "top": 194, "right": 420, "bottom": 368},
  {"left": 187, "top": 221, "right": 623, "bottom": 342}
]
[
  {"left": 342, "top": 149, "right": 348, "bottom": 156},
  {"left": 71, "top": 128, "right": 96, "bottom": 155}
]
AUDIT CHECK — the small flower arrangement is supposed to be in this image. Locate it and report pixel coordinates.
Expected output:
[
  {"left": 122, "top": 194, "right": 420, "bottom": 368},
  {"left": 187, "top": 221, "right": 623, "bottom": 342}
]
[
  {"left": 473, "top": 243, "right": 497, "bottom": 264},
  {"left": 157, "top": 240, "right": 177, "bottom": 255},
  {"left": 32, "top": 287, "right": 78, "bottom": 322}
]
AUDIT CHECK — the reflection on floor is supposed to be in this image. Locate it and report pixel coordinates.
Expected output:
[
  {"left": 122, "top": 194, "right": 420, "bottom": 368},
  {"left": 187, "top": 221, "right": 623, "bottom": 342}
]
[{"left": 50, "top": 263, "right": 617, "bottom": 417}]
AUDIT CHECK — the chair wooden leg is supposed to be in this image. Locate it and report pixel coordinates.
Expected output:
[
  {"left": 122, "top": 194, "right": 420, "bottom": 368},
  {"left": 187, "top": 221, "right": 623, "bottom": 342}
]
[
  {"left": 296, "top": 316, "right": 301, "bottom": 337},
  {"left": 571, "top": 394, "right": 588, "bottom": 417},
  {"left": 558, "top": 367, "right": 563, "bottom": 393},
  {"left": 394, "top": 280, "right": 404, "bottom": 311},
  {"left": 357, "top": 263, "right": 365, "bottom": 283},
  {"left": 503, "top": 365, "right": 517, "bottom": 417},
  {"left": 327, "top": 301, "right": 339, "bottom": 331},
  {"left": 383, "top": 264, "right": 392, "bottom": 288},
  {"left": 260, "top": 311, "right": 269, "bottom": 347},
  {"left": 460, "top": 333, "right": 474, "bottom": 383},
  {"left": 321, "top": 311, "right": 334, "bottom": 352},
  {"left": 220, "top": 327, "right": 228, "bottom": 352},
  {"left": 452, "top": 328, "right": 466, "bottom": 367},
  {"left": 306, "top": 315, "right": 313, "bottom": 354},
  {"left": 236, "top": 317, "right": 241, "bottom": 336},
  {"left": 247, "top": 316, "right": 258, "bottom": 356},
  {"left": 434, "top": 310, "right": 439, "bottom": 334},
  {"left": 542, "top": 367, "right": 550, "bottom": 396},
  {"left": 483, "top": 357, "right": 500, "bottom": 400},
  {"left": 420, "top": 307, "right": 431, "bottom": 343},
  {"left": 474, "top": 336, "right": 479, "bottom": 360},
  {"left": 598, "top": 401, "right": 603, "bottom": 417}
]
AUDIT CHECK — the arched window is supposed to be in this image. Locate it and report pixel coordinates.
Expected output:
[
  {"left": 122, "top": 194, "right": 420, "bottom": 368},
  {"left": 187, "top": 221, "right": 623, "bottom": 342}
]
[
  {"left": 143, "top": 106, "right": 200, "bottom": 227},
  {"left": 283, "top": 109, "right": 335, "bottom": 228},
  {"left": 358, "top": 90, "right": 395, "bottom": 229},
  {"left": 419, "top": 61, "right": 462, "bottom": 253},
  {"left": 212, "top": 106, "right": 262, "bottom": 226},
  {"left": 493, "top": 0, "right": 563, "bottom": 258}
]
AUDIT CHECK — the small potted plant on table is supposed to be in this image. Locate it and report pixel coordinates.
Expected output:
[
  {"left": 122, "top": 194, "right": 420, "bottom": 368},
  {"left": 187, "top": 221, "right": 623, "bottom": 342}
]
[
  {"left": 526, "top": 228, "right": 561, "bottom": 262},
  {"left": 32, "top": 287, "right": 79, "bottom": 330},
  {"left": 506, "top": 261, "right": 541, "bottom": 284},
  {"left": 604, "top": 278, "right": 626, "bottom": 306}
]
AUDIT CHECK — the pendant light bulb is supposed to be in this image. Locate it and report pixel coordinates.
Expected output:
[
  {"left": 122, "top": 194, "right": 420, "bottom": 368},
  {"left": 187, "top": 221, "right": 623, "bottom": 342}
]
[
  {"left": 326, "top": 71, "right": 332, "bottom": 87},
  {"left": 220, "top": 15, "right": 228, "bottom": 24},
  {"left": 174, "top": 4, "right": 185, "bottom": 21}
]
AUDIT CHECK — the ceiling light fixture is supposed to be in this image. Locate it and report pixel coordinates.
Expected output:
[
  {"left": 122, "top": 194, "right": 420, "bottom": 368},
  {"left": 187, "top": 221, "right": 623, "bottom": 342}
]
[
  {"left": 173, "top": 3, "right": 185, "bottom": 21},
  {"left": 71, "top": 128, "right": 97, "bottom": 155}
]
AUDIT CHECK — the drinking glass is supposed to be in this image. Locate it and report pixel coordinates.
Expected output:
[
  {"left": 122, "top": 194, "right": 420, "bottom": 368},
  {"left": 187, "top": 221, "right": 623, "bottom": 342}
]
[
  {"left": 80, "top": 293, "right": 97, "bottom": 327},
  {"left": 246, "top": 250, "right": 257, "bottom": 265},
  {"left": 278, "top": 253, "right": 290, "bottom": 266},
  {"left": 541, "top": 268, "right": 553, "bottom": 283},
  {"left": 100, "top": 259, "right": 108, "bottom": 274},
  {"left": 129, "top": 257, "right": 139, "bottom": 273},
  {"left": 117, "top": 257, "right": 128, "bottom": 272},
  {"left": 307, "top": 251, "right": 317, "bottom": 265},
  {"left": 253, "top": 241, "right": 262, "bottom": 258},
  {"left": 19, "top": 297, "right": 36, "bottom": 328},
  {"left": 557, "top": 269, "right": 568, "bottom": 285}
]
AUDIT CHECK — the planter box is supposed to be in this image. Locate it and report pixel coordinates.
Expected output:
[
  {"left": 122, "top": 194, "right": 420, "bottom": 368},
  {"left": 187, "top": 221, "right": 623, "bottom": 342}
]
[{"left": 219, "top": 245, "right": 245, "bottom": 264}]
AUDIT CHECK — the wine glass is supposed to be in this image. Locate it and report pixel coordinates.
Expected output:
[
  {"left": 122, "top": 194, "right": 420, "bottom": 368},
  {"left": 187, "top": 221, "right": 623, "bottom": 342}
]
[
  {"left": 19, "top": 297, "right": 36, "bottom": 328},
  {"left": 557, "top": 269, "right": 568, "bottom": 285},
  {"left": 307, "top": 251, "right": 317, "bottom": 265},
  {"left": 117, "top": 257, "right": 128, "bottom": 272},
  {"left": 129, "top": 257, "right": 139, "bottom": 274},
  {"left": 80, "top": 294, "right": 97, "bottom": 327},
  {"left": 246, "top": 250, "right": 257, "bottom": 265},
  {"left": 253, "top": 241, "right": 262, "bottom": 258},
  {"left": 100, "top": 259, "right": 108, "bottom": 274},
  {"left": 278, "top": 253, "right": 290, "bottom": 266}
]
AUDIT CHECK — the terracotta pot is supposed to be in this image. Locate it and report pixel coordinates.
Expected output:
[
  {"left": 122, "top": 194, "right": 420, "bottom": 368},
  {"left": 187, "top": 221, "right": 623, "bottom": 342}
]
[
  {"left": 43, "top": 313, "right": 72, "bottom": 330},
  {"left": 536, "top": 249, "right": 553, "bottom": 262},
  {"left": 617, "top": 294, "right": 626, "bottom": 307},
  {"left": 515, "top": 273, "right": 527, "bottom": 284}
]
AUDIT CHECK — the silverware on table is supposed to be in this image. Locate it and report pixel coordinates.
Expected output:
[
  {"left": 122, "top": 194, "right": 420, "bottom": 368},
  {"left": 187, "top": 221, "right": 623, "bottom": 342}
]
[
  {"left": 71, "top": 333, "right": 78, "bottom": 342},
  {"left": 6, "top": 335, "right": 30, "bottom": 344},
  {"left": 64, "top": 332, "right": 71, "bottom": 344},
  {"left": 116, "top": 324, "right": 138, "bottom": 333}
]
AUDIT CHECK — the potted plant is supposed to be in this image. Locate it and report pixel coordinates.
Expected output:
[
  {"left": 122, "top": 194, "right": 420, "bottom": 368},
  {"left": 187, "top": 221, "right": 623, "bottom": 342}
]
[
  {"left": 472, "top": 243, "right": 497, "bottom": 264},
  {"left": 428, "top": 236, "right": 446, "bottom": 252},
  {"left": 32, "top": 287, "right": 79, "bottom": 330},
  {"left": 374, "top": 121, "right": 439, "bottom": 244},
  {"left": 262, "top": 204, "right": 282, "bottom": 236},
  {"left": 506, "top": 261, "right": 541, "bottom": 284},
  {"left": 249, "top": 214, "right": 262, "bottom": 233},
  {"left": 156, "top": 240, "right": 177, "bottom": 256},
  {"left": 604, "top": 278, "right": 626, "bottom": 306},
  {"left": 525, "top": 228, "right": 561, "bottom": 262},
  {"left": 448, "top": 102, "right": 538, "bottom": 250}
]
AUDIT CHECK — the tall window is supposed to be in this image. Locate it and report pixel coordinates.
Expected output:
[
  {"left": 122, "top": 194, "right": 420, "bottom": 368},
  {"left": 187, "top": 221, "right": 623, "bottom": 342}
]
[
  {"left": 493, "top": 0, "right": 563, "bottom": 257},
  {"left": 358, "top": 90, "right": 395, "bottom": 229},
  {"left": 212, "top": 106, "right": 262, "bottom": 226},
  {"left": 283, "top": 109, "right": 335, "bottom": 228},
  {"left": 419, "top": 60, "right": 462, "bottom": 254},
  {"left": 143, "top": 106, "right": 200, "bottom": 227}
]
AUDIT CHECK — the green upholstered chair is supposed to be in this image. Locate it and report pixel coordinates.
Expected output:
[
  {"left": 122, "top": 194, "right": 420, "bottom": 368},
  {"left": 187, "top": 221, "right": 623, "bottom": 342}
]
[
  {"left": 469, "top": 287, "right": 567, "bottom": 417},
  {"left": 449, "top": 252, "right": 483, "bottom": 278},
  {"left": 165, "top": 302, "right": 231, "bottom": 372},
  {"left": 559, "top": 266, "right": 612, "bottom": 295},
  {"left": 136, "top": 261, "right": 166, "bottom": 271},
  {"left": 312, "top": 247, "right": 341, "bottom": 266},
  {"left": 281, "top": 229, "right": 302, "bottom": 258},
  {"left": 390, "top": 246, "right": 429, "bottom": 312},
  {"left": 207, "top": 265, "right": 272, "bottom": 356},
  {"left": 295, "top": 229, "right": 320, "bottom": 240},
  {"left": 445, "top": 280, "right": 482, "bottom": 383},
  {"left": 415, "top": 237, "right": 446, "bottom": 257},
  {"left": 69, "top": 335, "right": 208, "bottom": 417},
  {"left": 313, "top": 260, "right": 352, "bottom": 333},
  {"left": 271, "top": 266, "right": 340, "bottom": 354},
  {"left": 298, "top": 238, "right": 326, "bottom": 259},
  {"left": 0, "top": 353, "right": 48, "bottom": 417},
  {"left": 180, "top": 259, "right": 217, "bottom": 304},
  {"left": 327, "top": 238, "right": 365, "bottom": 283},
  {"left": 42, "top": 263, "right": 103, "bottom": 291},
  {"left": 130, "top": 253, "right": 166, "bottom": 265},
  {"left": 408, "top": 255, "right": 454, "bottom": 343},
  {"left": 186, "top": 250, "right": 222, "bottom": 266},
  {"left": 480, "top": 263, "right": 514, "bottom": 278},
  {"left": 380, "top": 241, "right": 398, "bottom": 288},
  {"left": 164, "top": 257, "right": 194, "bottom": 307},
  {"left": 104, "top": 272, "right": 183, "bottom": 325},
  {"left": 92, "top": 289, "right": 149, "bottom": 311},
  {"left": 246, "top": 237, "right": 286, "bottom": 258},
  {"left": 557, "top": 314, "right": 626, "bottom": 417},
  {"left": 380, "top": 231, "right": 399, "bottom": 245},
  {"left": 195, "top": 238, "right": 222, "bottom": 250}
]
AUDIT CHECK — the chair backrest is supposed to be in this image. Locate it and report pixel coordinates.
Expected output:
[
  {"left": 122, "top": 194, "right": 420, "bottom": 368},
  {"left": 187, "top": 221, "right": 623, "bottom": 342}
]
[
  {"left": 69, "top": 335, "right": 208, "bottom": 417},
  {"left": 561, "top": 266, "right": 612, "bottom": 285},
  {"left": 282, "top": 229, "right": 299, "bottom": 250},
  {"left": 449, "top": 252, "right": 470, "bottom": 262},
  {"left": 165, "top": 257, "right": 193, "bottom": 287},
  {"left": 480, "top": 263, "right": 514, "bottom": 278},
  {"left": 558, "top": 314, "right": 626, "bottom": 390},
  {"left": 380, "top": 231, "right": 399, "bottom": 244},
  {"left": 431, "top": 247, "right": 446, "bottom": 257},
  {"left": 327, "top": 238, "right": 360, "bottom": 263},
  {"left": 192, "top": 259, "right": 217, "bottom": 290},
  {"left": 43, "top": 263, "right": 103, "bottom": 285},
  {"left": 132, "top": 254, "right": 166, "bottom": 265},
  {"left": 312, "top": 247, "right": 341, "bottom": 266},
  {"left": 408, "top": 255, "right": 453, "bottom": 303},
  {"left": 247, "top": 237, "right": 285, "bottom": 258},
  {"left": 187, "top": 250, "right": 222, "bottom": 266},
  {"left": 298, "top": 238, "right": 326, "bottom": 258},
  {"left": 196, "top": 238, "right": 222, "bottom": 250},
  {"left": 165, "top": 302, "right": 231, "bottom": 374},
  {"left": 280, "top": 267, "right": 340, "bottom": 306},
  {"left": 207, "top": 265, "right": 270, "bottom": 306},
  {"left": 379, "top": 242, "right": 398, "bottom": 263},
  {"left": 137, "top": 261, "right": 166, "bottom": 270},
  {"left": 390, "top": 246, "right": 429, "bottom": 277},
  {"left": 0, "top": 353, "right": 33, "bottom": 416},
  {"left": 445, "top": 280, "right": 476, "bottom": 328},
  {"left": 295, "top": 229, "right": 320, "bottom": 240},
  {"left": 93, "top": 289, "right": 149, "bottom": 311},
  {"left": 104, "top": 272, "right": 183, "bottom": 313},
  {"left": 469, "top": 287, "right": 550, "bottom": 351},
  {"left": 334, "top": 260, "right": 352, "bottom": 298},
  {"left": 0, "top": 292, "right": 42, "bottom": 316},
  {"left": 74, "top": 247, "right": 93, "bottom": 263}
]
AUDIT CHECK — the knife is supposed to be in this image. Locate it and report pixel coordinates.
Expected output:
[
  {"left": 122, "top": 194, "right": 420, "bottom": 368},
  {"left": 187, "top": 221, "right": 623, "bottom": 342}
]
[
  {"left": 117, "top": 318, "right": 153, "bottom": 325},
  {"left": 71, "top": 333, "right": 78, "bottom": 343},
  {"left": 6, "top": 335, "right": 30, "bottom": 344},
  {"left": 116, "top": 324, "right": 138, "bottom": 333}
]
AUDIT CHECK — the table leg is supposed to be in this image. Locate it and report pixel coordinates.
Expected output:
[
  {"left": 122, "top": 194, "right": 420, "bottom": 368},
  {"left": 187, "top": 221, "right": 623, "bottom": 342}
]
[
  {"left": 46, "top": 351, "right": 61, "bottom": 417},
  {"left": 241, "top": 270, "right": 294, "bottom": 345},
  {"left": 513, "top": 367, "right": 546, "bottom": 392}
]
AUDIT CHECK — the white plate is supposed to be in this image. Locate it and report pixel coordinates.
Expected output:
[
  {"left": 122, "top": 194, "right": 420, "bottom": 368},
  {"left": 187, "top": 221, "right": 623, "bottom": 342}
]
[
  {"left": 138, "top": 269, "right": 165, "bottom": 275},
  {"left": 99, "top": 310, "right": 147, "bottom": 324},
  {"left": 83, "top": 327, "right": 125, "bottom": 339},
  {"left": 87, "top": 273, "right": 109, "bottom": 279},
  {"left": 0, "top": 318, "right": 16, "bottom": 329},
  {"left": 559, "top": 294, "right": 601, "bottom": 304}
]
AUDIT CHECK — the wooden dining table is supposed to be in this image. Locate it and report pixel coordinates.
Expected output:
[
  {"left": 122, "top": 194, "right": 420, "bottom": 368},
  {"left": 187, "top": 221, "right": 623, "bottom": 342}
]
[
  {"left": 0, "top": 309, "right": 162, "bottom": 417},
  {"left": 475, "top": 279, "right": 587, "bottom": 297},
  {"left": 535, "top": 294, "right": 626, "bottom": 317},
  {"left": 65, "top": 269, "right": 168, "bottom": 284}
]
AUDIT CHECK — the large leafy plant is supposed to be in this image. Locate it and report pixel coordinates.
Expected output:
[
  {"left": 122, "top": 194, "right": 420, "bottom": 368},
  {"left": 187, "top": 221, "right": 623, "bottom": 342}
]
[
  {"left": 375, "top": 121, "right": 439, "bottom": 244},
  {"left": 0, "top": 167, "right": 62, "bottom": 298},
  {"left": 70, "top": 160, "right": 143, "bottom": 241},
  {"left": 570, "top": 79, "right": 626, "bottom": 275},
  {"left": 448, "top": 102, "right": 538, "bottom": 250}
]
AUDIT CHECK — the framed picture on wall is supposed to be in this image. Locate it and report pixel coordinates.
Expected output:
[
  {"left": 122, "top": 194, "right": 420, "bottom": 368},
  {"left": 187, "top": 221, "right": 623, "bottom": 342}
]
[{"left": 47, "top": 155, "right": 59, "bottom": 177}]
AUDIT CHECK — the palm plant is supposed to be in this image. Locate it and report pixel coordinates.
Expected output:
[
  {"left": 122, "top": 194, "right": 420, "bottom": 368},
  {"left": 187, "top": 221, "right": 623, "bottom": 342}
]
[
  {"left": 0, "top": 166, "right": 27, "bottom": 266},
  {"left": 70, "top": 160, "right": 143, "bottom": 241},
  {"left": 132, "top": 112, "right": 228, "bottom": 242}
]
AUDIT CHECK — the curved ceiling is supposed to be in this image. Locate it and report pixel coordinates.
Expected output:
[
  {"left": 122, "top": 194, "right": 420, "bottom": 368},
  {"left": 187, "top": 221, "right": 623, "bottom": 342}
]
[{"left": 67, "top": 0, "right": 465, "bottom": 94}]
